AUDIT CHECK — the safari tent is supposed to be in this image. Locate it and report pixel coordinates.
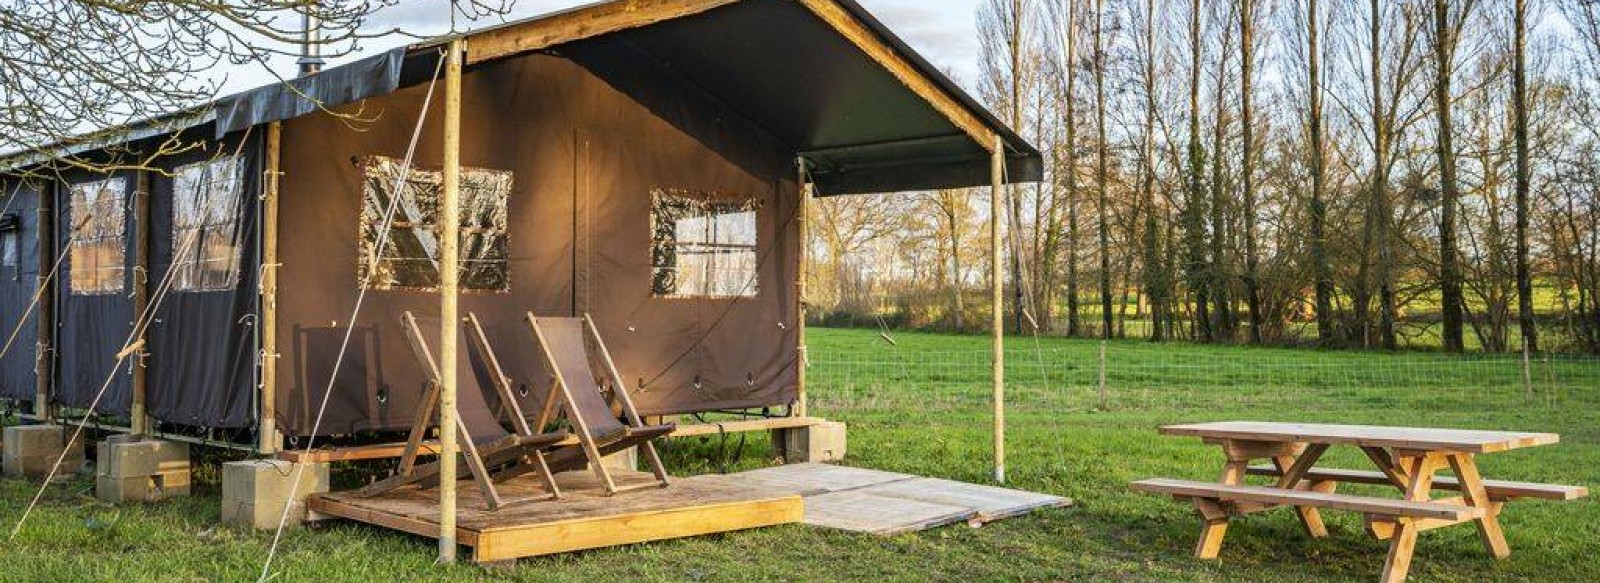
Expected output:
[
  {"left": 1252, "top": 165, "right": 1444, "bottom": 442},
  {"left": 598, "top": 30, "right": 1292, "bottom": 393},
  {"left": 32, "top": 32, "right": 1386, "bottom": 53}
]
[{"left": 0, "top": 0, "right": 1039, "bottom": 460}]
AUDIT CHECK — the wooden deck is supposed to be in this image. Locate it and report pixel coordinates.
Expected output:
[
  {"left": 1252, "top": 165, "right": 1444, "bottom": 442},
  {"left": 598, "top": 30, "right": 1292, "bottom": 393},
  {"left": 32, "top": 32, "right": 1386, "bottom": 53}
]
[{"left": 310, "top": 470, "right": 803, "bottom": 563}]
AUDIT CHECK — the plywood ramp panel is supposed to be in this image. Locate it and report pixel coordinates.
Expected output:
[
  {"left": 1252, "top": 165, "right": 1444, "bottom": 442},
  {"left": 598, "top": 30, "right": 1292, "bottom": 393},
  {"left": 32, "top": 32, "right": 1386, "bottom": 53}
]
[{"left": 800, "top": 490, "right": 974, "bottom": 536}]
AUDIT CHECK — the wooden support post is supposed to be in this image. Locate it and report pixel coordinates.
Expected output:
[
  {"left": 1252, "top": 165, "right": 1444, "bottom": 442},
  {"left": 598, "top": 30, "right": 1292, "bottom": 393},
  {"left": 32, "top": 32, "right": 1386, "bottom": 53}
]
[
  {"left": 259, "top": 121, "right": 283, "bottom": 455},
  {"left": 990, "top": 133, "right": 1005, "bottom": 484},
  {"left": 794, "top": 157, "right": 809, "bottom": 419},
  {"left": 34, "top": 181, "right": 55, "bottom": 419},
  {"left": 438, "top": 37, "right": 464, "bottom": 564},
  {"left": 131, "top": 170, "right": 150, "bottom": 435}
]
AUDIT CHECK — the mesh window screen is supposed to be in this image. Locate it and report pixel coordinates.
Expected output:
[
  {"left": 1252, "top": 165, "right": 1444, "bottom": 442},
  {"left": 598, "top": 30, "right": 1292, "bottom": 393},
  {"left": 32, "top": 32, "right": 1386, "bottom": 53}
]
[
  {"left": 650, "top": 188, "right": 759, "bottom": 298},
  {"left": 68, "top": 177, "right": 128, "bottom": 295},
  {"left": 172, "top": 157, "right": 245, "bottom": 292},
  {"left": 358, "top": 156, "right": 512, "bottom": 292}
]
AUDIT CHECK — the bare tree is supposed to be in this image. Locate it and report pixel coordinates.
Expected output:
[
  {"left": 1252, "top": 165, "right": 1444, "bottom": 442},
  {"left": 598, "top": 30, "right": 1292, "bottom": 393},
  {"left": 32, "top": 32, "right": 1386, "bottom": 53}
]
[
  {"left": 1239, "top": 0, "right": 1262, "bottom": 343},
  {"left": 1432, "top": 0, "right": 1477, "bottom": 351},
  {"left": 0, "top": 1, "right": 513, "bottom": 174},
  {"left": 1301, "top": 0, "right": 1336, "bottom": 343},
  {"left": 1051, "top": 0, "right": 1084, "bottom": 337},
  {"left": 1512, "top": 0, "right": 1538, "bottom": 353},
  {"left": 1181, "top": 0, "right": 1213, "bottom": 342},
  {"left": 1092, "top": 0, "right": 1114, "bottom": 339}
]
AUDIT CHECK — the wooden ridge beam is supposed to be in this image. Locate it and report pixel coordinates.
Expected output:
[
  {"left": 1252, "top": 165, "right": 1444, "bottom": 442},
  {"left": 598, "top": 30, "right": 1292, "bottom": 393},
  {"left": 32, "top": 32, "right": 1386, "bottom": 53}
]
[{"left": 462, "top": 0, "right": 741, "bottom": 65}]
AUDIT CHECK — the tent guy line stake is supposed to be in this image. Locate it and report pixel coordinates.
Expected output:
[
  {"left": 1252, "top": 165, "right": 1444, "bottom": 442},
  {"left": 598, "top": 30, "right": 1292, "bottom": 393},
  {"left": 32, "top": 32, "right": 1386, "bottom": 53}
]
[
  {"left": 8, "top": 129, "right": 252, "bottom": 541},
  {"left": 257, "top": 48, "right": 445, "bottom": 583}
]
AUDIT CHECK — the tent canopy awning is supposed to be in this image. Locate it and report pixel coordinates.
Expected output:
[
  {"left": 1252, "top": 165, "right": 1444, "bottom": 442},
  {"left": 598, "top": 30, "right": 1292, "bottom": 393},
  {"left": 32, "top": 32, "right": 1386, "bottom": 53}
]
[{"left": 3, "top": 0, "right": 1041, "bottom": 194}]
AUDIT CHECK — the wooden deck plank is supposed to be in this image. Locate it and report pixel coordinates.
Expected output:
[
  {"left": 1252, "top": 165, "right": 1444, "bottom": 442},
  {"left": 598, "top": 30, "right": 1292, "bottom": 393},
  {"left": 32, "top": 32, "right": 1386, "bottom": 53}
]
[
  {"left": 726, "top": 462, "right": 912, "bottom": 495},
  {"left": 474, "top": 496, "right": 801, "bottom": 562},
  {"left": 310, "top": 469, "right": 802, "bottom": 562},
  {"left": 670, "top": 416, "right": 824, "bottom": 438}
]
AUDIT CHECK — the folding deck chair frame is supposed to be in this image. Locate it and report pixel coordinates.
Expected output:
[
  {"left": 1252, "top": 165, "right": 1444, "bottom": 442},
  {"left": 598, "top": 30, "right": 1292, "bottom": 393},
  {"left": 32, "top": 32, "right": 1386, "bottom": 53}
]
[
  {"left": 354, "top": 311, "right": 567, "bottom": 510},
  {"left": 525, "top": 313, "right": 673, "bottom": 496}
]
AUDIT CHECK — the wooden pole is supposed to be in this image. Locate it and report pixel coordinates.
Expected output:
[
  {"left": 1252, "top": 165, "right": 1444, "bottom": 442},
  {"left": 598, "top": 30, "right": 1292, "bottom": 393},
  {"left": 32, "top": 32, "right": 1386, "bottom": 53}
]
[
  {"left": 259, "top": 121, "right": 283, "bottom": 454},
  {"left": 131, "top": 170, "right": 150, "bottom": 435},
  {"left": 438, "top": 37, "right": 464, "bottom": 564},
  {"left": 795, "top": 157, "right": 809, "bottom": 419},
  {"left": 990, "top": 134, "right": 1005, "bottom": 484},
  {"left": 34, "top": 182, "right": 55, "bottom": 419}
]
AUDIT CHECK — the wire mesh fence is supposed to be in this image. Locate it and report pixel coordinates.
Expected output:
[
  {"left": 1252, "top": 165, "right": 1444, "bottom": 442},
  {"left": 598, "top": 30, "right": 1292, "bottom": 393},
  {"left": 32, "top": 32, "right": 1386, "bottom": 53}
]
[{"left": 807, "top": 337, "right": 1600, "bottom": 416}]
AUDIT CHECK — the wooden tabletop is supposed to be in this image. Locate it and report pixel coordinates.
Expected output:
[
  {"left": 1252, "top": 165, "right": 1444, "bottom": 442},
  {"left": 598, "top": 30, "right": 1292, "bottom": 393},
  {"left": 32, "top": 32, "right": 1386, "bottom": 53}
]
[{"left": 1160, "top": 421, "right": 1559, "bottom": 454}]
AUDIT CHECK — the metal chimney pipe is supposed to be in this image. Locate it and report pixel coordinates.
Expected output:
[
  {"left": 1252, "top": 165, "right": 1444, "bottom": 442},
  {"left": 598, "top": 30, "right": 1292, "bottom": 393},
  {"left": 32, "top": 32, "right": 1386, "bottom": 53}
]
[{"left": 296, "top": 3, "right": 326, "bottom": 76}]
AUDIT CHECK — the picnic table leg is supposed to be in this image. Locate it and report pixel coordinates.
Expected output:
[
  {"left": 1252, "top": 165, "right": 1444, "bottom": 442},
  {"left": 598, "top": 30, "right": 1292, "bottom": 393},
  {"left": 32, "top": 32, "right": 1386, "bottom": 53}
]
[
  {"left": 1446, "top": 453, "right": 1512, "bottom": 559},
  {"left": 1194, "top": 460, "right": 1248, "bottom": 560},
  {"left": 1273, "top": 443, "right": 1331, "bottom": 538},
  {"left": 1381, "top": 452, "right": 1444, "bottom": 583}
]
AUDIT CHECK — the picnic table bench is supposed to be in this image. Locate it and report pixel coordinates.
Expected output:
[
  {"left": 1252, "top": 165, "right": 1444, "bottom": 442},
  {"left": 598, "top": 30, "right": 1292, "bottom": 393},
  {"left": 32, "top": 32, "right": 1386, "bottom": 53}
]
[{"left": 1131, "top": 421, "right": 1587, "bottom": 583}]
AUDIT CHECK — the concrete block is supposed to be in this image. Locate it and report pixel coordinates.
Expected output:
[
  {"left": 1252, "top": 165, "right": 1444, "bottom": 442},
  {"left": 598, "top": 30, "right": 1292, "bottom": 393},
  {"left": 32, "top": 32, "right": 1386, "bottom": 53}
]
[
  {"left": 94, "top": 437, "right": 191, "bottom": 503},
  {"left": 775, "top": 421, "right": 847, "bottom": 463},
  {"left": 220, "top": 460, "right": 329, "bottom": 530},
  {"left": 3, "top": 425, "right": 85, "bottom": 479},
  {"left": 98, "top": 437, "right": 189, "bottom": 479},
  {"left": 600, "top": 446, "right": 639, "bottom": 472}
]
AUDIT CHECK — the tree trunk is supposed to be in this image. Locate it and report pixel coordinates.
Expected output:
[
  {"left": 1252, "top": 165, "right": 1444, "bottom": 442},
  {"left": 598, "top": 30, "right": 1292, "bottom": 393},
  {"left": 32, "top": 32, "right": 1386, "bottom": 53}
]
[
  {"left": 1183, "top": 0, "right": 1213, "bottom": 342},
  {"left": 1512, "top": 0, "right": 1539, "bottom": 353},
  {"left": 1210, "top": 9, "right": 1234, "bottom": 341},
  {"left": 1306, "top": 0, "right": 1335, "bottom": 344},
  {"left": 1434, "top": 0, "right": 1466, "bottom": 352},
  {"left": 1141, "top": 0, "right": 1165, "bottom": 341},
  {"left": 1240, "top": 0, "right": 1262, "bottom": 344},
  {"left": 1094, "top": 0, "right": 1113, "bottom": 340},
  {"left": 1368, "top": 0, "right": 1398, "bottom": 350},
  {"left": 1063, "top": 0, "right": 1082, "bottom": 337}
]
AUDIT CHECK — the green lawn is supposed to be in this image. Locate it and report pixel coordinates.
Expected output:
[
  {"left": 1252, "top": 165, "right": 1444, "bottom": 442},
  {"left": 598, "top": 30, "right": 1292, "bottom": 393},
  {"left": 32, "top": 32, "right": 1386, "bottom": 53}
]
[{"left": 1, "top": 328, "right": 1596, "bottom": 582}]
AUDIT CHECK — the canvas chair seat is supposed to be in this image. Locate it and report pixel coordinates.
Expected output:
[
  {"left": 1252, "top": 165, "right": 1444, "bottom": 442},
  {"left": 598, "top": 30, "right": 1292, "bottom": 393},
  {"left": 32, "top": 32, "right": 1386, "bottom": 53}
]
[
  {"left": 353, "top": 312, "right": 568, "bottom": 510},
  {"left": 526, "top": 313, "right": 674, "bottom": 495}
]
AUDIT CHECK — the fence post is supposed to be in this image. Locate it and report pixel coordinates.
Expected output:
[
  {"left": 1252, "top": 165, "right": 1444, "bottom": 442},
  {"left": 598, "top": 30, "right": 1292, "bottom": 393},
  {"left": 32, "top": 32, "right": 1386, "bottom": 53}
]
[
  {"left": 1521, "top": 343, "right": 1534, "bottom": 400},
  {"left": 1098, "top": 341, "right": 1108, "bottom": 410}
]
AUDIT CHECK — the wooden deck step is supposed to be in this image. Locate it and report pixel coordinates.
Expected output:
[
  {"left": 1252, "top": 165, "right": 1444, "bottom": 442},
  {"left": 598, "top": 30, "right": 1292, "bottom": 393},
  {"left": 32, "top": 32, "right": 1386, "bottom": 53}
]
[
  {"left": 1243, "top": 466, "right": 1588, "bottom": 501},
  {"left": 1131, "top": 478, "right": 1486, "bottom": 521}
]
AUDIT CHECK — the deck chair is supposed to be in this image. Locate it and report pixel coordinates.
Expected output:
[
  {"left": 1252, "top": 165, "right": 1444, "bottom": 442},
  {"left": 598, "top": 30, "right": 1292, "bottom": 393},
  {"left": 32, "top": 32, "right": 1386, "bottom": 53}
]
[
  {"left": 526, "top": 313, "right": 674, "bottom": 495},
  {"left": 354, "top": 311, "right": 568, "bottom": 510}
]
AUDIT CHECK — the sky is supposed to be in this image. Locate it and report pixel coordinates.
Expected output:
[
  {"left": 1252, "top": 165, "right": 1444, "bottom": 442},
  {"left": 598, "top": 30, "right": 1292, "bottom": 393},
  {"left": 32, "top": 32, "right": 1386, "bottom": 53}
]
[{"left": 223, "top": 0, "right": 987, "bottom": 95}]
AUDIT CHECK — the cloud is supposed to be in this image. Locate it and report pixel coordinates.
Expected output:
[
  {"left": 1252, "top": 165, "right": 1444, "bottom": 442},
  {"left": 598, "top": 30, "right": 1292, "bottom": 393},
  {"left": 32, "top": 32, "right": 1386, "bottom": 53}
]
[{"left": 859, "top": 0, "right": 982, "bottom": 84}]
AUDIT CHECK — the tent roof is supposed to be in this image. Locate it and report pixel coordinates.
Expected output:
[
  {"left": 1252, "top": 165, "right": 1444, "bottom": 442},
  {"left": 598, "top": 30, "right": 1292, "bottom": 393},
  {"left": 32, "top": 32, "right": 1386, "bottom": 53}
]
[{"left": 4, "top": 0, "right": 1041, "bottom": 194}]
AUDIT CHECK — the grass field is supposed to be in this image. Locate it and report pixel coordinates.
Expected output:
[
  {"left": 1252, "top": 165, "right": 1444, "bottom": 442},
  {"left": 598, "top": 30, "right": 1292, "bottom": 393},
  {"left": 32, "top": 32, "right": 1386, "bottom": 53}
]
[{"left": 1, "top": 327, "right": 1597, "bottom": 582}]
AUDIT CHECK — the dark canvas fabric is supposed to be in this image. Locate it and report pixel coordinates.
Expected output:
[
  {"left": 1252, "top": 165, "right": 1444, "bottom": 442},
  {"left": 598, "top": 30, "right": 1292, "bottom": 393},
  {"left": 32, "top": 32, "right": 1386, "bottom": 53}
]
[
  {"left": 276, "top": 50, "right": 799, "bottom": 436},
  {"left": 0, "top": 179, "right": 42, "bottom": 402},
  {"left": 143, "top": 130, "right": 262, "bottom": 428},
  {"left": 53, "top": 171, "right": 137, "bottom": 414}
]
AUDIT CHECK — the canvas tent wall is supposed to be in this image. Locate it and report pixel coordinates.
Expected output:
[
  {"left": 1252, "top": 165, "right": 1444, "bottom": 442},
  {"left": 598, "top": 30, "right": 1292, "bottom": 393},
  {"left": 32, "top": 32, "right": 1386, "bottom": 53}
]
[
  {"left": 0, "top": 180, "right": 43, "bottom": 404},
  {"left": 0, "top": 130, "right": 265, "bottom": 431},
  {"left": 0, "top": 0, "right": 1042, "bottom": 451},
  {"left": 274, "top": 50, "right": 801, "bottom": 436}
]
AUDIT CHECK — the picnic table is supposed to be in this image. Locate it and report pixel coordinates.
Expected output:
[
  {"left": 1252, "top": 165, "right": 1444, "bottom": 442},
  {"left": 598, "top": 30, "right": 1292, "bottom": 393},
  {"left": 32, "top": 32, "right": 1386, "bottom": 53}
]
[{"left": 1132, "top": 421, "right": 1587, "bottom": 583}]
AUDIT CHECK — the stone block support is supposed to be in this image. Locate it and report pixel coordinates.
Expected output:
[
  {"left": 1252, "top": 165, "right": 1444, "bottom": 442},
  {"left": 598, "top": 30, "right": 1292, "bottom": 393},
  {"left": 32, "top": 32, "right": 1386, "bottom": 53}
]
[
  {"left": 3, "top": 425, "right": 85, "bottom": 479},
  {"left": 220, "top": 459, "right": 330, "bottom": 530},
  {"left": 773, "top": 421, "right": 847, "bottom": 463}
]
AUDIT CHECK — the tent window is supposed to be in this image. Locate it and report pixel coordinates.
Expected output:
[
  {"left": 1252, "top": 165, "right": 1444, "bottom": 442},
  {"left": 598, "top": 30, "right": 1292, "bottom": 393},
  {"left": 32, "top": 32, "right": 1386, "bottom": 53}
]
[
  {"left": 0, "top": 232, "right": 17, "bottom": 268},
  {"left": 650, "top": 188, "right": 759, "bottom": 298},
  {"left": 68, "top": 177, "right": 127, "bottom": 295},
  {"left": 0, "top": 213, "right": 20, "bottom": 268},
  {"left": 357, "top": 156, "right": 512, "bottom": 292},
  {"left": 172, "top": 157, "right": 245, "bottom": 292}
]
